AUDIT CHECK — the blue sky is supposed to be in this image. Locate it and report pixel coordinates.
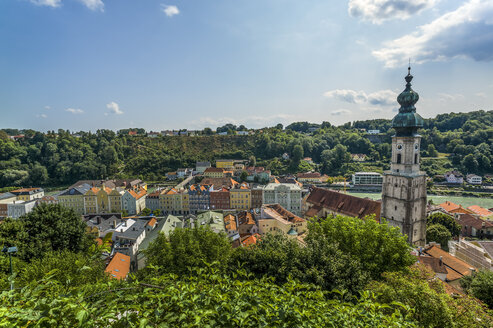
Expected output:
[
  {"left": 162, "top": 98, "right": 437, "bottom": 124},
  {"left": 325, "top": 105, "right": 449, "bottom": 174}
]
[{"left": 1, "top": 0, "right": 493, "bottom": 131}]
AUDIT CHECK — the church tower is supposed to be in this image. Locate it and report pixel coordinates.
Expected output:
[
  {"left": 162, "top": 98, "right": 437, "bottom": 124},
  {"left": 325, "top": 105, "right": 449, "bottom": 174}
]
[{"left": 381, "top": 66, "right": 427, "bottom": 246}]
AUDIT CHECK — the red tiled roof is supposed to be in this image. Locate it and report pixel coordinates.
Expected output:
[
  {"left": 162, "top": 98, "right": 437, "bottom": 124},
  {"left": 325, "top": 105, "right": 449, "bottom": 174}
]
[
  {"left": 424, "top": 245, "right": 475, "bottom": 281},
  {"left": 147, "top": 218, "right": 157, "bottom": 227},
  {"left": 129, "top": 187, "right": 146, "bottom": 200},
  {"left": 224, "top": 214, "right": 237, "bottom": 231},
  {"left": 457, "top": 213, "right": 493, "bottom": 230},
  {"left": 105, "top": 252, "right": 131, "bottom": 280},
  {"left": 305, "top": 187, "right": 381, "bottom": 219},
  {"left": 416, "top": 256, "right": 448, "bottom": 274},
  {"left": 238, "top": 211, "right": 255, "bottom": 226},
  {"left": 205, "top": 167, "right": 225, "bottom": 173}
]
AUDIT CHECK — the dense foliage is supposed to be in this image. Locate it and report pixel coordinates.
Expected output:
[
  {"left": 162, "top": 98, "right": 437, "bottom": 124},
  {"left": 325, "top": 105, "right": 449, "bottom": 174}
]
[
  {"left": 0, "top": 204, "right": 94, "bottom": 261},
  {"left": 369, "top": 265, "right": 493, "bottom": 327},
  {"left": 427, "top": 212, "right": 461, "bottom": 237},
  {"left": 461, "top": 270, "right": 493, "bottom": 309},
  {"left": 1, "top": 110, "right": 492, "bottom": 186},
  {"left": 426, "top": 224, "right": 452, "bottom": 251},
  {"left": 0, "top": 266, "right": 418, "bottom": 327}
]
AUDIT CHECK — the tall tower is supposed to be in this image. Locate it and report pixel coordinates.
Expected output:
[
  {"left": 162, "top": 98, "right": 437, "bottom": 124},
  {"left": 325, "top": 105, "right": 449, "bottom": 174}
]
[{"left": 381, "top": 66, "right": 427, "bottom": 246}]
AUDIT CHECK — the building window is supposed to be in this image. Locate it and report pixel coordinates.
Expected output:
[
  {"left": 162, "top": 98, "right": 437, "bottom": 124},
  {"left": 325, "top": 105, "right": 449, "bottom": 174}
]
[
  {"left": 397, "top": 154, "right": 402, "bottom": 164},
  {"left": 414, "top": 154, "right": 418, "bottom": 164}
]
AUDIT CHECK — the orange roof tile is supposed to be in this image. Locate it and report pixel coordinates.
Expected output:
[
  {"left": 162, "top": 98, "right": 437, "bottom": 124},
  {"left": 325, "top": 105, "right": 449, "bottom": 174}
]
[
  {"left": 224, "top": 214, "right": 237, "bottom": 231},
  {"left": 439, "top": 201, "right": 460, "bottom": 212},
  {"left": 467, "top": 205, "right": 493, "bottom": 217},
  {"left": 242, "top": 233, "right": 260, "bottom": 247},
  {"left": 105, "top": 252, "right": 131, "bottom": 280},
  {"left": 424, "top": 245, "right": 475, "bottom": 281},
  {"left": 147, "top": 218, "right": 157, "bottom": 227}
]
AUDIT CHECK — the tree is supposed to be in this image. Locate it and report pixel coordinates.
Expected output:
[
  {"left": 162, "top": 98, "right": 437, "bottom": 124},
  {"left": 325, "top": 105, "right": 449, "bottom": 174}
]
[
  {"left": 230, "top": 234, "right": 368, "bottom": 296},
  {"left": 240, "top": 170, "right": 248, "bottom": 182},
  {"left": 203, "top": 127, "right": 213, "bottom": 135},
  {"left": 28, "top": 164, "right": 49, "bottom": 186},
  {"left": 426, "top": 224, "right": 452, "bottom": 250},
  {"left": 306, "top": 215, "right": 415, "bottom": 280},
  {"left": 461, "top": 270, "right": 493, "bottom": 309},
  {"left": 143, "top": 226, "right": 232, "bottom": 276},
  {"left": 121, "top": 209, "right": 128, "bottom": 217},
  {"left": 153, "top": 209, "right": 161, "bottom": 216},
  {"left": 427, "top": 144, "right": 439, "bottom": 157},
  {"left": 0, "top": 204, "right": 94, "bottom": 261},
  {"left": 249, "top": 155, "right": 256, "bottom": 167},
  {"left": 462, "top": 154, "right": 478, "bottom": 173},
  {"left": 427, "top": 212, "right": 461, "bottom": 237},
  {"left": 141, "top": 208, "right": 152, "bottom": 216}
]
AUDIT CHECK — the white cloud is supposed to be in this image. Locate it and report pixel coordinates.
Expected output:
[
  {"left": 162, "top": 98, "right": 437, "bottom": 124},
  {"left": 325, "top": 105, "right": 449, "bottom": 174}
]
[
  {"left": 44, "top": 105, "right": 51, "bottom": 110},
  {"left": 106, "top": 101, "right": 124, "bottom": 115},
  {"left": 324, "top": 89, "right": 397, "bottom": 106},
  {"left": 373, "top": 0, "right": 493, "bottom": 67},
  {"left": 475, "top": 92, "right": 487, "bottom": 98},
  {"left": 36, "top": 114, "right": 48, "bottom": 119},
  {"left": 162, "top": 4, "right": 180, "bottom": 17},
  {"left": 30, "top": 0, "right": 62, "bottom": 8},
  {"left": 78, "top": 0, "right": 104, "bottom": 12},
  {"left": 66, "top": 108, "right": 84, "bottom": 114},
  {"left": 348, "top": 0, "right": 437, "bottom": 24}
]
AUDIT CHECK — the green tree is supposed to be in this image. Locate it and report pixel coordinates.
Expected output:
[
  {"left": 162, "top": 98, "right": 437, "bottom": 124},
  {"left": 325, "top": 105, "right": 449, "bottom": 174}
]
[
  {"left": 153, "top": 208, "right": 161, "bottom": 216},
  {"left": 249, "top": 155, "right": 256, "bottom": 167},
  {"left": 292, "top": 144, "right": 304, "bottom": 165},
  {"left": 141, "top": 208, "right": 152, "bottom": 216},
  {"left": 461, "top": 270, "right": 493, "bottom": 309},
  {"left": 426, "top": 224, "right": 452, "bottom": 250},
  {"left": 306, "top": 215, "right": 415, "bottom": 280},
  {"left": 121, "top": 209, "right": 128, "bottom": 217},
  {"left": 427, "top": 144, "right": 439, "bottom": 157},
  {"left": 240, "top": 170, "right": 248, "bottom": 182},
  {"left": 0, "top": 204, "right": 94, "bottom": 262},
  {"left": 203, "top": 127, "right": 213, "bottom": 135},
  {"left": 143, "top": 226, "right": 232, "bottom": 276},
  {"left": 427, "top": 212, "right": 461, "bottom": 237},
  {"left": 28, "top": 163, "right": 49, "bottom": 186},
  {"left": 462, "top": 153, "right": 478, "bottom": 172}
]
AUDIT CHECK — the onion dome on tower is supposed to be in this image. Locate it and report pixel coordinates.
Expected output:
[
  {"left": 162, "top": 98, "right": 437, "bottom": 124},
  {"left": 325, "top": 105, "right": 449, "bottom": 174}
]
[{"left": 391, "top": 66, "right": 424, "bottom": 136}]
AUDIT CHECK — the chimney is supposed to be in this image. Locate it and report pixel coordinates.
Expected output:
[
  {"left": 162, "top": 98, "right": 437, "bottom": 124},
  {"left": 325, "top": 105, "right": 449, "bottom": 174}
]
[
  {"left": 96, "top": 216, "right": 101, "bottom": 225},
  {"left": 113, "top": 220, "right": 117, "bottom": 229},
  {"left": 439, "top": 256, "right": 443, "bottom": 266}
]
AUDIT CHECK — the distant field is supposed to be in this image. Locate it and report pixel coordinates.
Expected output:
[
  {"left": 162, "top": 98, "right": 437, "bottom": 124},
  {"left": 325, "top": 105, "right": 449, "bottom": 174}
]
[{"left": 347, "top": 191, "right": 493, "bottom": 209}]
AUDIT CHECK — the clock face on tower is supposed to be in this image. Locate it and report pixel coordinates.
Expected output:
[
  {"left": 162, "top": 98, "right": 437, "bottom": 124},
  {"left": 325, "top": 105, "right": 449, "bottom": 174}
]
[{"left": 397, "top": 144, "right": 403, "bottom": 151}]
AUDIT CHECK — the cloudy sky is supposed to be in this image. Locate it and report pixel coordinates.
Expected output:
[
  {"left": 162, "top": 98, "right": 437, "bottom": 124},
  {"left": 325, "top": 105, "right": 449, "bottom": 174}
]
[{"left": 1, "top": 0, "right": 492, "bottom": 131}]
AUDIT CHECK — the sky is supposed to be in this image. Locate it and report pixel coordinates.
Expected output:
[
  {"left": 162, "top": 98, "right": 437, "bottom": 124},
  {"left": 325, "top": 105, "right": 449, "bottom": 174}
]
[{"left": 1, "top": 0, "right": 493, "bottom": 132}]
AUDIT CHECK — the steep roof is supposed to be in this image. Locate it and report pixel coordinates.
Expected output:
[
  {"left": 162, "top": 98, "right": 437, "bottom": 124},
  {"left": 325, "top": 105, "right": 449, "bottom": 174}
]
[
  {"left": 262, "top": 204, "right": 305, "bottom": 224},
  {"left": 439, "top": 201, "right": 460, "bottom": 212},
  {"left": 238, "top": 211, "right": 255, "bottom": 226},
  {"left": 241, "top": 233, "right": 260, "bottom": 247},
  {"left": 224, "top": 214, "right": 237, "bottom": 231},
  {"left": 10, "top": 187, "right": 43, "bottom": 195},
  {"left": 105, "top": 252, "right": 130, "bottom": 280},
  {"left": 424, "top": 245, "right": 475, "bottom": 281},
  {"left": 128, "top": 187, "right": 146, "bottom": 200},
  {"left": 457, "top": 213, "right": 493, "bottom": 230},
  {"left": 202, "top": 178, "right": 238, "bottom": 189},
  {"left": 305, "top": 187, "right": 381, "bottom": 219},
  {"left": 205, "top": 167, "right": 225, "bottom": 173},
  {"left": 416, "top": 256, "right": 448, "bottom": 274}
]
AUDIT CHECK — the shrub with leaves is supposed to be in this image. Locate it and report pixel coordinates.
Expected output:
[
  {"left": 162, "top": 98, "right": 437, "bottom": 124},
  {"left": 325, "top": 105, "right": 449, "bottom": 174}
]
[{"left": 0, "top": 265, "right": 418, "bottom": 327}]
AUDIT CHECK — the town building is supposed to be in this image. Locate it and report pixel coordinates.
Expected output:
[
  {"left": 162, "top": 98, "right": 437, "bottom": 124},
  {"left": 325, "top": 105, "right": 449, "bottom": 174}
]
[
  {"left": 237, "top": 211, "right": 258, "bottom": 236},
  {"left": 262, "top": 183, "right": 302, "bottom": 215},
  {"left": 69, "top": 179, "right": 146, "bottom": 191},
  {"left": 10, "top": 187, "right": 44, "bottom": 201},
  {"left": 196, "top": 161, "right": 211, "bottom": 173},
  {"left": 7, "top": 200, "right": 37, "bottom": 218},
  {"left": 449, "top": 239, "right": 493, "bottom": 272},
  {"left": 37, "top": 195, "right": 58, "bottom": 205},
  {"left": 113, "top": 218, "right": 150, "bottom": 260},
  {"left": 423, "top": 244, "right": 476, "bottom": 288},
  {"left": 304, "top": 187, "right": 381, "bottom": 219},
  {"left": 188, "top": 184, "right": 211, "bottom": 213},
  {"left": 84, "top": 213, "right": 124, "bottom": 238},
  {"left": 145, "top": 190, "right": 162, "bottom": 212},
  {"left": 204, "top": 167, "right": 225, "bottom": 178},
  {"left": 466, "top": 174, "right": 482, "bottom": 185},
  {"left": 455, "top": 213, "right": 493, "bottom": 238},
  {"left": 160, "top": 188, "right": 189, "bottom": 215},
  {"left": 245, "top": 167, "right": 271, "bottom": 183},
  {"left": 250, "top": 187, "right": 263, "bottom": 209},
  {"left": 296, "top": 172, "right": 322, "bottom": 184},
  {"left": 105, "top": 252, "right": 131, "bottom": 280},
  {"left": 444, "top": 171, "right": 464, "bottom": 184},
  {"left": 258, "top": 204, "right": 307, "bottom": 238},
  {"left": 439, "top": 201, "right": 475, "bottom": 215},
  {"left": 201, "top": 177, "right": 238, "bottom": 189},
  {"left": 122, "top": 187, "right": 147, "bottom": 215},
  {"left": 210, "top": 187, "right": 230, "bottom": 210},
  {"left": 467, "top": 205, "right": 493, "bottom": 220},
  {"left": 215, "top": 159, "right": 235, "bottom": 169},
  {"left": 351, "top": 172, "right": 383, "bottom": 186},
  {"left": 84, "top": 186, "right": 124, "bottom": 214},
  {"left": 381, "top": 67, "right": 427, "bottom": 246},
  {"left": 230, "top": 184, "right": 251, "bottom": 211},
  {"left": 57, "top": 184, "right": 91, "bottom": 215}
]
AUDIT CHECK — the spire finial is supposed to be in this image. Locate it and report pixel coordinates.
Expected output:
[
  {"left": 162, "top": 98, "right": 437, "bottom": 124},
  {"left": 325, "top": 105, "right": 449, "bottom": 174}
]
[{"left": 408, "top": 58, "right": 411, "bottom": 74}]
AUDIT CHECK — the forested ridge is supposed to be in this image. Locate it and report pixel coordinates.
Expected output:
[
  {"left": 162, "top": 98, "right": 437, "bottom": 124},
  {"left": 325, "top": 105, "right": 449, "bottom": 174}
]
[{"left": 1, "top": 110, "right": 492, "bottom": 187}]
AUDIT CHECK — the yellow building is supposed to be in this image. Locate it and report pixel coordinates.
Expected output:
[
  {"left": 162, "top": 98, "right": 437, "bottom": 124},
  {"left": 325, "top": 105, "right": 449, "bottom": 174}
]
[
  {"left": 160, "top": 188, "right": 189, "bottom": 215},
  {"left": 10, "top": 188, "right": 44, "bottom": 201},
  {"left": 84, "top": 185, "right": 123, "bottom": 214},
  {"left": 229, "top": 185, "right": 251, "bottom": 210},
  {"left": 215, "top": 159, "right": 235, "bottom": 169},
  {"left": 258, "top": 204, "right": 307, "bottom": 237},
  {"left": 58, "top": 185, "right": 90, "bottom": 215}
]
